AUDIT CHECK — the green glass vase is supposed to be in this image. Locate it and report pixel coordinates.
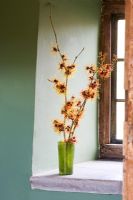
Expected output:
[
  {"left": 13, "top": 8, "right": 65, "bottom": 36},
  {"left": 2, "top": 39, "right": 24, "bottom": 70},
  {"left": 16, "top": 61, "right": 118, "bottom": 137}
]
[{"left": 58, "top": 141, "right": 75, "bottom": 175}]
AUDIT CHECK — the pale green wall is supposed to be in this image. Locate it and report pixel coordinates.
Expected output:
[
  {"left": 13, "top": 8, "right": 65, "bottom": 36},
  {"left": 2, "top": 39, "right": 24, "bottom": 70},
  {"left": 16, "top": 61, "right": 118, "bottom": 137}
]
[
  {"left": 33, "top": 0, "right": 99, "bottom": 174},
  {"left": 0, "top": 0, "right": 121, "bottom": 200}
]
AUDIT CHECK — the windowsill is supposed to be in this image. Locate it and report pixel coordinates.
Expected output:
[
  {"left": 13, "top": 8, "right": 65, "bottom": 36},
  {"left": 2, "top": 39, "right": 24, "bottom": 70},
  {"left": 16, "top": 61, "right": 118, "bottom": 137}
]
[
  {"left": 30, "top": 160, "right": 123, "bottom": 194},
  {"left": 100, "top": 144, "right": 123, "bottom": 159}
]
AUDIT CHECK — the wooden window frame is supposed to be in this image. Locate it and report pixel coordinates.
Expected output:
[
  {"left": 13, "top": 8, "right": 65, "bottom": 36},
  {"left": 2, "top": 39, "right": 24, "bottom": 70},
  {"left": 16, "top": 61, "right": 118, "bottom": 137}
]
[
  {"left": 111, "top": 14, "right": 125, "bottom": 144},
  {"left": 99, "top": 0, "right": 125, "bottom": 159}
]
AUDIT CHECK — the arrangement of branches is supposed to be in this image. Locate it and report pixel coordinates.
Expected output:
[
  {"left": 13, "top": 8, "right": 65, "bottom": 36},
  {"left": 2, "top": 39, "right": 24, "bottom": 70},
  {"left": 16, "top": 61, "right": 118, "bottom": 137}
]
[{"left": 48, "top": 11, "right": 117, "bottom": 144}]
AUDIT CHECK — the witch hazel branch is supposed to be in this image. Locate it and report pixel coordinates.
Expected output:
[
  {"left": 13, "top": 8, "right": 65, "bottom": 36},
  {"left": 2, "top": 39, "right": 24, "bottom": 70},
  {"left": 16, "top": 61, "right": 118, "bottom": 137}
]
[{"left": 48, "top": 12, "right": 117, "bottom": 144}]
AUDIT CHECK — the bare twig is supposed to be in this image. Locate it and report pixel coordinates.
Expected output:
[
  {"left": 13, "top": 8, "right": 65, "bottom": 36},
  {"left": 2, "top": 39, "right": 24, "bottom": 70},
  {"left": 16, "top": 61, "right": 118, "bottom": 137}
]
[
  {"left": 63, "top": 75, "right": 68, "bottom": 140},
  {"left": 49, "top": 4, "right": 67, "bottom": 140},
  {"left": 48, "top": 79, "right": 53, "bottom": 83},
  {"left": 73, "top": 48, "right": 85, "bottom": 64},
  {"left": 49, "top": 6, "right": 64, "bottom": 61},
  {"left": 65, "top": 75, "right": 68, "bottom": 102},
  {"left": 49, "top": 5, "right": 85, "bottom": 142}
]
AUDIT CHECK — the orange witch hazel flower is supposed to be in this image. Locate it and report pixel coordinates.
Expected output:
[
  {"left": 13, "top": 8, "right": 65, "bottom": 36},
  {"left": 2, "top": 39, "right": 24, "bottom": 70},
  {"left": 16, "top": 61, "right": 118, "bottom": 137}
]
[
  {"left": 53, "top": 120, "right": 64, "bottom": 133},
  {"left": 65, "top": 64, "right": 76, "bottom": 76},
  {"left": 49, "top": 78, "right": 66, "bottom": 94},
  {"left": 49, "top": 16, "right": 117, "bottom": 144},
  {"left": 66, "top": 136, "right": 77, "bottom": 144},
  {"left": 52, "top": 46, "right": 58, "bottom": 53},
  {"left": 59, "top": 60, "right": 76, "bottom": 77},
  {"left": 98, "top": 64, "right": 113, "bottom": 79},
  {"left": 81, "top": 87, "right": 97, "bottom": 100},
  {"left": 61, "top": 97, "right": 83, "bottom": 122},
  {"left": 86, "top": 64, "right": 97, "bottom": 74},
  {"left": 98, "top": 52, "right": 117, "bottom": 79}
]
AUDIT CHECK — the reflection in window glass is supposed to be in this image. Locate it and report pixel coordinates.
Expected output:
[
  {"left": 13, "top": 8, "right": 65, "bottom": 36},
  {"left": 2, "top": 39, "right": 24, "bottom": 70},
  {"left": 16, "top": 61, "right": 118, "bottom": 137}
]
[
  {"left": 117, "top": 61, "right": 125, "bottom": 99},
  {"left": 116, "top": 102, "right": 125, "bottom": 139},
  {"left": 117, "top": 20, "right": 125, "bottom": 58}
]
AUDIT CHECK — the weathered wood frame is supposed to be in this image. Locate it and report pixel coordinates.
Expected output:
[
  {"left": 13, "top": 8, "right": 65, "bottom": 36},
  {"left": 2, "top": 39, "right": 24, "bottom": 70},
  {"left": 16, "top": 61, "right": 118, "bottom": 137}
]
[
  {"left": 99, "top": 0, "right": 125, "bottom": 159},
  {"left": 123, "top": 0, "right": 133, "bottom": 199}
]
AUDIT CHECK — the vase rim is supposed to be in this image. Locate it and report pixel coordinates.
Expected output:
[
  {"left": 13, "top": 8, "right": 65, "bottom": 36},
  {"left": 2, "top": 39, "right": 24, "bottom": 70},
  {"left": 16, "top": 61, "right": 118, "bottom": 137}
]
[{"left": 58, "top": 141, "right": 75, "bottom": 145}]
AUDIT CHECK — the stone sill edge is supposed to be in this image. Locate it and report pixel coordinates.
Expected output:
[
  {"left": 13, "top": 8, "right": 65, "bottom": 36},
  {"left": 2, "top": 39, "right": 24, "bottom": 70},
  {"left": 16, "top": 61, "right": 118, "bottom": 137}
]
[{"left": 30, "top": 173, "right": 122, "bottom": 194}]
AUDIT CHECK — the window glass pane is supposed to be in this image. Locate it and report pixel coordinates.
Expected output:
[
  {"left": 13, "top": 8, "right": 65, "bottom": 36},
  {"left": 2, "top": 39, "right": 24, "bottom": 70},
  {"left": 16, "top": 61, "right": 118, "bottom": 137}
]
[
  {"left": 116, "top": 102, "right": 125, "bottom": 140},
  {"left": 117, "top": 20, "right": 125, "bottom": 58},
  {"left": 116, "top": 61, "right": 125, "bottom": 99}
]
